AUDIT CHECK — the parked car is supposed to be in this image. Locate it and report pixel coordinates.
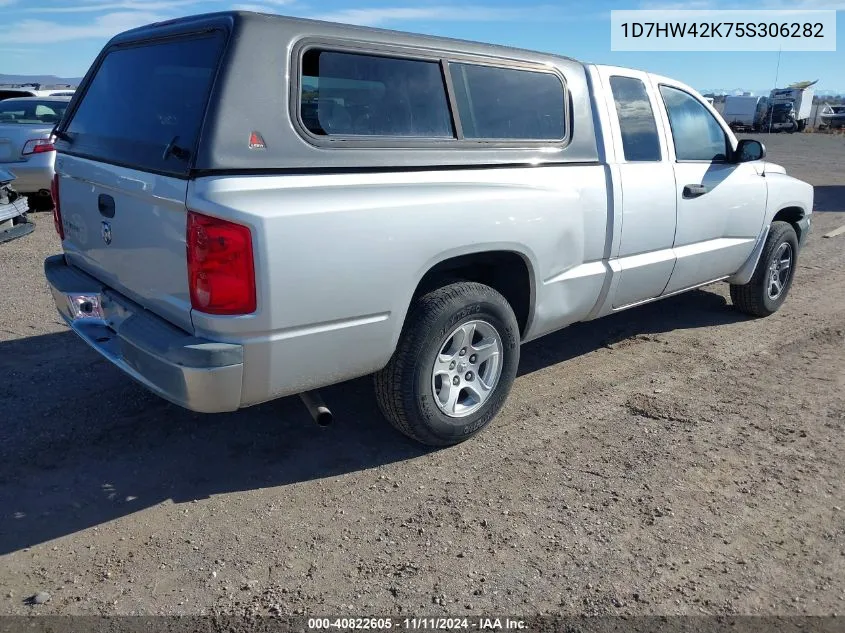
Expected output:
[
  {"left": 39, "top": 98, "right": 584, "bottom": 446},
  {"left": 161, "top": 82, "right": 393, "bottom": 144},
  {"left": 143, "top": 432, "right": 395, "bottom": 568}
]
[
  {"left": 819, "top": 105, "right": 845, "bottom": 129},
  {"left": 0, "top": 96, "right": 70, "bottom": 208},
  {"left": 45, "top": 12, "right": 814, "bottom": 446},
  {"left": 0, "top": 84, "right": 76, "bottom": 101},
  {"left": 0, "top": 167, "right": 33, "bottom": 244}
]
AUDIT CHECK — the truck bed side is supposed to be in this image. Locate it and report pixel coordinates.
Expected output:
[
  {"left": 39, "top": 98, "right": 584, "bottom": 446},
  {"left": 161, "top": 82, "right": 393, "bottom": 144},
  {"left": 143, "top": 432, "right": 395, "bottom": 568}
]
[{"left": 190, "top": 165, "right": 610, "bottom": 405}]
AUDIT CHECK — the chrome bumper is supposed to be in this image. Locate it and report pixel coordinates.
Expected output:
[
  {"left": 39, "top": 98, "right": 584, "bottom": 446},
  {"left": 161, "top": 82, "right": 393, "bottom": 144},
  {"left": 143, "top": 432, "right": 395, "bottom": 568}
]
[{"left": 44, "top": 255, "right": 244, "bottom": 413}]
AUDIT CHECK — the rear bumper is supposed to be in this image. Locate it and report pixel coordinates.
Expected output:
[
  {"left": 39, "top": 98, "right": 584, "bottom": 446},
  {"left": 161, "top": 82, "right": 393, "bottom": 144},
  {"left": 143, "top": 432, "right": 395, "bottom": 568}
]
[
  {"left": 44, "top": 255, "right": 244, "bottom": 413},
  {"left": 0, "top": 154, "right": 54, "bottom": 193}
]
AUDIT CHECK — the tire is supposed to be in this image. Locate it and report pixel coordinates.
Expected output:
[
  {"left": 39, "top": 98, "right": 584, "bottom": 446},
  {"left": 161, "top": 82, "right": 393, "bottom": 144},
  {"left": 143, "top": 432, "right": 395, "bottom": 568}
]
[
  {"left": 25, "top": 194, "right": 53, "bottom": 212},
  {"left": 375, "top": 281, "right": 520, "bottom": 446},
  {"left": 730, "top": 221, "right": 799, "bottom": 318}
]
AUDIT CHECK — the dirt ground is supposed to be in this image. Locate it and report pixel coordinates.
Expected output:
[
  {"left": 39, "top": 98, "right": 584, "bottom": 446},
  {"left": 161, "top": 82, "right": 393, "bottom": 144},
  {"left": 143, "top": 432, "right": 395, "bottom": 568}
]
[{"left": 0, "top": 133, "right": 843, "bottom": 619}]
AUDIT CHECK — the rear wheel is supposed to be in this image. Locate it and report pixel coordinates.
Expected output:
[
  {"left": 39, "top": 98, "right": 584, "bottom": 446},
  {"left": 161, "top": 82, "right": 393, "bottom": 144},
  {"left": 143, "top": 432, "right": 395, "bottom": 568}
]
[
  {"left": 375, "top": 282, "right": 520, "bottom": 446},
  {"left": 730, "top": 221, "right": 798, "bottom": 317}
]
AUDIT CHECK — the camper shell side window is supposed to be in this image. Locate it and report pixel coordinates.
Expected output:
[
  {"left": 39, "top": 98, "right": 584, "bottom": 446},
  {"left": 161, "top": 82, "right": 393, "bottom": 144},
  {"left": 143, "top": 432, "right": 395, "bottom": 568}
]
[{"left": 292, "top": 39, "right": 570, "bottom": 149}]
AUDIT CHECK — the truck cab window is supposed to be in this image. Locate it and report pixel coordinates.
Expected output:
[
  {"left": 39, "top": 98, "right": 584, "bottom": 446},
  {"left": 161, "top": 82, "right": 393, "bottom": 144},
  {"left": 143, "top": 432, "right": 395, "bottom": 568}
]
[
  {"left": 659, "top": 85, "right": 728, "bottom": 162},
  {"left": 609, "top": 76, "right": 661, "bottom": 162}
]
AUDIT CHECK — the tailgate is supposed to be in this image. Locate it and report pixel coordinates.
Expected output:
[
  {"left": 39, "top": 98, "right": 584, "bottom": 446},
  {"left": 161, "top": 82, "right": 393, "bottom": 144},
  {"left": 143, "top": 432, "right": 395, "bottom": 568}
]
[
  {"left": 58, "top": 158, "right": 193, "bottom": 331},
  {"left": 54, "top": 30, "right": 227, "bottom": 333}
]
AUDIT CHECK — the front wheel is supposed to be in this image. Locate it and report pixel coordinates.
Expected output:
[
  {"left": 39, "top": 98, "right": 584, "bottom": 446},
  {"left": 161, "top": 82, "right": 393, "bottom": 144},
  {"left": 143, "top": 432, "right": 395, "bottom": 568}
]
[
  {"left": 375, "top": 282, "right": 520, "bottom": 446},
  {"left": 730, "top": 221, "right": 799, "bottom": 317}
]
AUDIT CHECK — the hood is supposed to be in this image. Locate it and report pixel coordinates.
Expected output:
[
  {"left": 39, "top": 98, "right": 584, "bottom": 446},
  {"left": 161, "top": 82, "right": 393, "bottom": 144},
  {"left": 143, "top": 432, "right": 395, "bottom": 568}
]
[
  {"left": 753, "top": 161, "right": 786, "bottom": 176},
  {"left": 763, "top": 162, "right": 787, "bottom": 175}
]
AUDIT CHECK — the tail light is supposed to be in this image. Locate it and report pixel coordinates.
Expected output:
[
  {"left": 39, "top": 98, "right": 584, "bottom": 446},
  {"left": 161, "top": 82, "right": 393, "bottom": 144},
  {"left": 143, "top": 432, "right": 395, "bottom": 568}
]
[
  {"left": 187, "top": 211, "right": 256, "bottom": 315},
  {"left": 51, "top": 173, "right": 64, "bottom": 240},
  {"left": 22, "top": 139, "right": 55, "bottom": 156}
]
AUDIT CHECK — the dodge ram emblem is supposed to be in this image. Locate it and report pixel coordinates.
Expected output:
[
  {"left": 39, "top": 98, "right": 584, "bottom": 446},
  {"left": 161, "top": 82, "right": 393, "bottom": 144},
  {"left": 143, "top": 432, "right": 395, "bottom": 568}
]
[{"left": 101, "top": 221, "right": 112, "bottom": 246}]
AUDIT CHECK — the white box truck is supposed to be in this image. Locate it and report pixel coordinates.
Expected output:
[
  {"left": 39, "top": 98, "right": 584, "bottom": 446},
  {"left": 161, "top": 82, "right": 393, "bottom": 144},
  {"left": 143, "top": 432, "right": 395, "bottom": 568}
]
[
  {"left": 723, "top": 95, "right": 769, "bottom": 131},
  {"left": 769, "top": 86, "right": 815, "bottom": 131}
]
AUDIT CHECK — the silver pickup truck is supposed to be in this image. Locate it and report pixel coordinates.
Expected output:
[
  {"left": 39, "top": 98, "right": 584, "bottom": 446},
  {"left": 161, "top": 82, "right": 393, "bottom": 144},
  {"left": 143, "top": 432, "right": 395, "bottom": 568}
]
[{"left": 45, "top": 11, "right": 813, "bottom": 446}]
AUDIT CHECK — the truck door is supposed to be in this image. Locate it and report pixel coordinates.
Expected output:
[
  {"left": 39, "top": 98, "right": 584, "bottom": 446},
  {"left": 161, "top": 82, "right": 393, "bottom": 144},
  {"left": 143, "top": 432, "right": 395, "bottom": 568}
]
[
  {"left": 652, "top": 80, "right": 767, "bottom": 295},
  {"left": 596, "top": 67, "right": 677, "bottom": 309}
]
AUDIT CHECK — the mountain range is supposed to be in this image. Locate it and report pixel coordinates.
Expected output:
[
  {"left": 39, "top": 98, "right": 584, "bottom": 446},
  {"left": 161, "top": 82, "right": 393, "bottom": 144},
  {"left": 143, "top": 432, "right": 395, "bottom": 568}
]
[
  {"left": 700, "top": 88, "right": 843, "bottom": 97},
  {"left": 0, "top": 74, "right": 83, "bottom": 86}
]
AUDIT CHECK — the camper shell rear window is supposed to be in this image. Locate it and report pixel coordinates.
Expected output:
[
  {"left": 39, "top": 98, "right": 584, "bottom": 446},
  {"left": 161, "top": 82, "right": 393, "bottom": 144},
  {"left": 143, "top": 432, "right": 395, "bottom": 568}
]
[{"left": 59, "top": 31, "right": 226, "bottom": 176}]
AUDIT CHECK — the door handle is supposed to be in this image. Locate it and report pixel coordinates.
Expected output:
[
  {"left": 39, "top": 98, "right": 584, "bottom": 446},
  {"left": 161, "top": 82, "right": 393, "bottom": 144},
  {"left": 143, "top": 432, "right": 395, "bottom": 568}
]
[
  {"left": 97, "top": 194, "right": 115, "bottom": 218},
  {"left": 683, "top": 184, "right": 708, "bottom": 199}
]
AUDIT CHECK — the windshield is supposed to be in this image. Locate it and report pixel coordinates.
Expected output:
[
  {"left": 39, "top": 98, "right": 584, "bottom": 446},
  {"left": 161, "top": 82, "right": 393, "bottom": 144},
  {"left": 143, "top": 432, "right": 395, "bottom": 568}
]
[{"left": 0, "top": 99, "right": 68, "bottom": 125}]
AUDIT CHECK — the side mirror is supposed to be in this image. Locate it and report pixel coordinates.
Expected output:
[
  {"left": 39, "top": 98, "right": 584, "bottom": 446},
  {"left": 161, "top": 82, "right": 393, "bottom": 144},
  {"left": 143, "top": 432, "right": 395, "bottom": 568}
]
[{"left": 735, "top": 139, "right": 766, "bottom": 163}]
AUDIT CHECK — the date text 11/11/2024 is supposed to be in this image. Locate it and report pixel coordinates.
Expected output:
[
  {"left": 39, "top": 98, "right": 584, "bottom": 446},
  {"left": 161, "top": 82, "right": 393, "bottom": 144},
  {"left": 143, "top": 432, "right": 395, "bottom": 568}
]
[{"left": 308, "top": 618, "right": 528, "bottom": 630}]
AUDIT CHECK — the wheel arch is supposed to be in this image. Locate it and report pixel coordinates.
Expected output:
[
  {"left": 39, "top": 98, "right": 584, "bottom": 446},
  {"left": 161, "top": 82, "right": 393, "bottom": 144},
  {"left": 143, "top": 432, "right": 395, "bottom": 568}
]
[
  {"left": 405, "top": 246, "right": 538, "bottom": 340},
  {"left": 771, "top": 205, "right": 807, "bottom": 243},
  {"left": 729, "top": 203, "right": 807, "bottom": 286}
]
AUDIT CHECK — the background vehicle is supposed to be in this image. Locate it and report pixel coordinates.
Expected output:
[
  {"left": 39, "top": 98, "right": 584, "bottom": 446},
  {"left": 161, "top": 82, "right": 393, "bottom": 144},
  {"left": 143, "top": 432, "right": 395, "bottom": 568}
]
[
  {"left": 0, "top": 96, "right": 70, "bottom": 209},
  {"left": 723, "top": 95, "right": 768, "bottom": 132},
  {"left": 765, "top": 102, "right": 801, "bottom": 133},
  {"left": 44, "top": 12, "right": 814, "bottom": 446},
  {"left": 0, "top": 167, "right": 33, "bottom": 243},
  {"left": 819, "top": 105, "right": 845, "bottom": 129},
  {"left": 0, "top": 83, "right": 76, "bottom": 101},
  {"left": 769, "top": 84, "right": 815, "bottom": 131}
]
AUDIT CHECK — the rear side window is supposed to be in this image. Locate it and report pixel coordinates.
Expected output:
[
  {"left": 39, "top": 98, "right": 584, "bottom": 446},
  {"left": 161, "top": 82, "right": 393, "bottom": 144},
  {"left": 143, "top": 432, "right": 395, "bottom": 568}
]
[
  {"left": 449, "top": 63, "right": 565, "bottom": 140},
  {"left": 63, "top": 33, "right": 225, "bottom": 175},
  {"left": 0, "top": 99, "right": 68, "bottom": 124},
  {"left": 300, "top": 49, "right": 454, "bottom": 138},
  {"left": 609, "top": 76, "right": 661, "bottom": 162}
]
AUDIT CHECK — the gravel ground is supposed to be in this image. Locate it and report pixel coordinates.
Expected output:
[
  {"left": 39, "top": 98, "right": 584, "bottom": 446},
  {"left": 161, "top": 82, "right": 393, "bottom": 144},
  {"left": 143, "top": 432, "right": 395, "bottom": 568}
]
[{"left": 0, "top": 133, "right": 843, "bottom": 618}]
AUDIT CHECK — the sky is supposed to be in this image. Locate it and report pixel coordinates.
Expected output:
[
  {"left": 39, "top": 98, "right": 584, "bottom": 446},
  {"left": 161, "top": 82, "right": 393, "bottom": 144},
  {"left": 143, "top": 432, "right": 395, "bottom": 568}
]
[{"left": 1, "top": 0, "right": 843, "bottom": 93}]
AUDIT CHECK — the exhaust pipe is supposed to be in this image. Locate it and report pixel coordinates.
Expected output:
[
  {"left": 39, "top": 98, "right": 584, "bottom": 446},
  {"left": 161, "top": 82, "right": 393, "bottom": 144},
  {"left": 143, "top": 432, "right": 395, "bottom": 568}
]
[{"left": 300, "top": 391, "right": 333, "bottom": 427}]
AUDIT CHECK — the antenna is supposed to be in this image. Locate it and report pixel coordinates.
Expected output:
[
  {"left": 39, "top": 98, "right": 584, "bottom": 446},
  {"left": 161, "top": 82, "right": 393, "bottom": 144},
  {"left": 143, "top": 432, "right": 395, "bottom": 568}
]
[{"left": 767, "top": 47, "right": 782, "bottom": 134}]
